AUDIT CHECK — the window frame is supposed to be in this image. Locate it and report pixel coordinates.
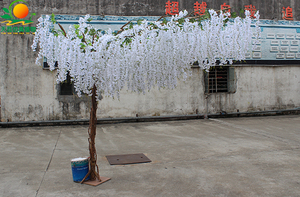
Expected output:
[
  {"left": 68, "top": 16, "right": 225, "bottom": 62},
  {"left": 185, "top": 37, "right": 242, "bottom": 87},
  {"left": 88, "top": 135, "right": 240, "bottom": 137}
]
[{"left": 204, "top": 66, "right": 236, "bottom": 94}]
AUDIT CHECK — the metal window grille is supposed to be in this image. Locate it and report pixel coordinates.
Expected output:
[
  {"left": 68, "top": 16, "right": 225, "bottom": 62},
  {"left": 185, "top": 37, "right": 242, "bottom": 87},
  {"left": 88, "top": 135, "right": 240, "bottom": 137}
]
[{"left": 206, "top": 66, "right": 228, "bottom": 93}]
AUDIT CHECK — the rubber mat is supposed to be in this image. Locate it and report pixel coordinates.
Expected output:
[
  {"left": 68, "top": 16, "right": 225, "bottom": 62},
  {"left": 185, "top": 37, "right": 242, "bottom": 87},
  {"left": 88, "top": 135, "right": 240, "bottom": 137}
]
[{"left": 106, "top": 153, "right": 151, "bottom": 165}]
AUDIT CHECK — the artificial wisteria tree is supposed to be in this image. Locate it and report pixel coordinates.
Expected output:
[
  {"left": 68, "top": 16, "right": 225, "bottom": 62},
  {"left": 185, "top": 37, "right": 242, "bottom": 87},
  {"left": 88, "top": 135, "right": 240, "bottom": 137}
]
[{"left": 32, "top": 9, "right": 260, "bottom": 185}]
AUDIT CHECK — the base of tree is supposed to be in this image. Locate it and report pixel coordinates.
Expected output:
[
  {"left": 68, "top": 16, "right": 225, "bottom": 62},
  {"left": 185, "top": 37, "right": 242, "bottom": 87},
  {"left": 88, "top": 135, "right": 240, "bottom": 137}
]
[{"left": 81, "top": 176, "right": 111, "bottom": 186}]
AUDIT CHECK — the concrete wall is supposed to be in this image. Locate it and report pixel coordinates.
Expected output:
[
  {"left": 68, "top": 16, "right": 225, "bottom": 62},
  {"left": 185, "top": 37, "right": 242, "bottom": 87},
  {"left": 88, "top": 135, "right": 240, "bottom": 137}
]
[
  {"left": 2, "top": 61, "right": 299, "bottom": 122},
  {"left": 96, "top": 65, "right": 300, "bottom": 119},
  {"left": 207, "top": 66, "right": 300, "bottom": 113},
  {"left": 0, "top": 0, "right": 300, "bottom": 122}
]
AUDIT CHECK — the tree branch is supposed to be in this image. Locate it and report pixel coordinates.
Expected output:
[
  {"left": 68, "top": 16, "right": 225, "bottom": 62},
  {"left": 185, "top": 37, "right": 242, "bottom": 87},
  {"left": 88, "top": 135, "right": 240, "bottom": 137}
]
[
  {"left": 57, "top": 22, "right": 67, "bottom": 37},
  {"left": 116, "top": 21, "right": 132, "bottom": 35}
]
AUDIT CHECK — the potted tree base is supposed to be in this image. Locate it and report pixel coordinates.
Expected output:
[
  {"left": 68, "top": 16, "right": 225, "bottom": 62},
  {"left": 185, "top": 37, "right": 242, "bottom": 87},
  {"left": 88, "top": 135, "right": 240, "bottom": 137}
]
[{"left": 80, "top": 85, "right": 110, "bottom": 186}]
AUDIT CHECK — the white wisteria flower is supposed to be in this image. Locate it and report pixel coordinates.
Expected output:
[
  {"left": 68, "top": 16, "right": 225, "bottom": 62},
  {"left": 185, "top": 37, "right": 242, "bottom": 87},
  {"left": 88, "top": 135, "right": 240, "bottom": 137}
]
[{"left": 32, "top": 10, "right": 260, "bottom": 100}]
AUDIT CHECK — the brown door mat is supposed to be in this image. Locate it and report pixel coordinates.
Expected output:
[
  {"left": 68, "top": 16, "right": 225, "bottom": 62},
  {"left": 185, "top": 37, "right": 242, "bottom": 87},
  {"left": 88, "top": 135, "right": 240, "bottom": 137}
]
[{"left": 106, "top": 153, "right": 151, "bottom": 165}]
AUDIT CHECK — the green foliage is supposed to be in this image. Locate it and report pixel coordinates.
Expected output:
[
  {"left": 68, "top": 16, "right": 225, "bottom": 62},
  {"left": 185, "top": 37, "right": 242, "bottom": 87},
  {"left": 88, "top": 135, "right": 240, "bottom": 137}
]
[
  {"left": 198, "top": 10, "right": 210, "bottom": 21},
  {"left": 231, "top": 12, "right": 238, "bottom": 18},
  {"left": 58, "top": 30, "right": 66, "bottom": 36},
  {"left": 223, "top": 18, "right": 229, "bottom": 27},
  {"left": 88, "top": 28, "right": 96, "bottom": 36},
  {"left": 189, "top": 18, "right": 196, "bottom": 23},
  {"left": 239, "top": 8, "right": 245, "bottom": 18},
  {"left": 137, "top": 19, "right": 143, "bottom": 25},
  {"left": 120, "top": 37, "right": 133, "bottom": 47},
  {"left": 30, "top": 13, "right": 36, "bottom": 21},
  {"left": 51, "top": 13, "right": 56, "bottom": 24},
  {"left": 124, "top": 37, "right": 132, "bottom": 45},
  {"left": 1, "top": 14, "right": 12, "bottom": 19},
  {"left": 149, "top": 22, "right": 158, "bottom": 30},
  {"left": 178, "top": 18, "right": 184, "bottom": 25},
  {"left": 2, "top": 8, "right": 10, "bottom": 14},
  {"left": 162, "top": 18, "right": 168, "bottom": 25},
  {"left": 84, "top": 27, "right": 88, "bottom": 34},
  {"left": 49, "top": 14, "right": 67, "bottom": 37},
  {"left": 80, "top": 43, "right": 86, "bottom": 49},
  {"left": 129, "top": 22, "right": 133, "bottom": 29},
  {"left": 51, "top": 29, "right": 59, "bottom": 37},
  {"left": 124, "top": 22, "right": 134, "bottom": 30},
  {"left": 75, "top": 29, "right": 80, "bottom": 36}
]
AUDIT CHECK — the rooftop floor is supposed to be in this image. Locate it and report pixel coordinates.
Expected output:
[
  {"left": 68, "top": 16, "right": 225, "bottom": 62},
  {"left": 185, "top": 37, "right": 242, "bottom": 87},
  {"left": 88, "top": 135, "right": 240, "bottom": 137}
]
[{"left": 1, "top": 115, "right": 300, "bottom": 197}]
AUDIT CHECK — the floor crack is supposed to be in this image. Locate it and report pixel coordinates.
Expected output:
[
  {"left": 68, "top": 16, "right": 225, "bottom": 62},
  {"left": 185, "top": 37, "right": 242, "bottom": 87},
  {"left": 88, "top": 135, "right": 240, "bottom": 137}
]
[{"left": 35, "top": 130, "right": 62, "bottom": 197}]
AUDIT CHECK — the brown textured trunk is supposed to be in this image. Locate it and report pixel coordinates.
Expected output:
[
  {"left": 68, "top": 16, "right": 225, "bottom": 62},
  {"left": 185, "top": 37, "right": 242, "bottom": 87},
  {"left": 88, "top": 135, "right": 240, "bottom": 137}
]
[
  {"left": 80, "top": 84, "right": 101, "bottom": 183},
  {"left": 89, "top": 85, "right": 97, "bottom": 180},
  {"left": 89, "top": 84, "right": 100, "bottom": 181}
]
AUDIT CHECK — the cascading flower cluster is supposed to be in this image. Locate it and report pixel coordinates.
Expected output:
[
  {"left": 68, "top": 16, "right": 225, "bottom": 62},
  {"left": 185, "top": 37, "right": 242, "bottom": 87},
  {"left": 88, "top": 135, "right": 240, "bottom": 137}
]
[{"left": 32, "top": 10, "right": 260, "bottom": 100}]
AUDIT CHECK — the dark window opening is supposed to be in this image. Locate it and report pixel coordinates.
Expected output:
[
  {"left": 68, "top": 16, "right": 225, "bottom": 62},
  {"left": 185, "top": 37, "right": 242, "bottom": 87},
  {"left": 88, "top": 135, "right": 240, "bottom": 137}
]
[
  {"left": 43, "top": 56, "right": 58, "bottom": 69},
  {"left": 205, "top": 66, "right": 232, "bottom": 93},
  {"left": 43, "top": 61, "right": 58, "bottom": 69},
  {"left": 60, "top": 72, "right": 74, "bottom": 95}
]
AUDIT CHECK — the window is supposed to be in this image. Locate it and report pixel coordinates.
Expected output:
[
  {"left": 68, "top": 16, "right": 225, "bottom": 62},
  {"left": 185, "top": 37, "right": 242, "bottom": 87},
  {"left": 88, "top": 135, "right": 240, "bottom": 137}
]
[
  {"left": 204, "top": 66, "right": 235, "bottom": 93},
  {"left": 43, "top": 58, "right": 73, "bottom": 95},
  {"left": 43, "top": 57, "right": 58, "bottom": 69},
  {"left": 205, "top": 66, "right": 228, "bottom": 93},
  {"left": 59, "top": 72, "right": 74, "bottom": 95}
]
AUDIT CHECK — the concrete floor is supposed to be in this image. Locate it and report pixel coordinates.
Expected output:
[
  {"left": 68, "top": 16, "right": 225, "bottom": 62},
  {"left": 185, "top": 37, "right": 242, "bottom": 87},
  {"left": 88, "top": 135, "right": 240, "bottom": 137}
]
[{"left": 0, "top": 115, "right": 300, "bottom": 197}]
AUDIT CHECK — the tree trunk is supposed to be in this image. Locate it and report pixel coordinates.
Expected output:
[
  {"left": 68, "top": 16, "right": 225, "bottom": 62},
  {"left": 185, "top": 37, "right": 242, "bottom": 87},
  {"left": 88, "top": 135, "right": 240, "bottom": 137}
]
[
  {"left": 79, "top": 84, "right": 102, "bottom": 183},
  {"left": 88, "top": 84, "right": 100, "bottom": 181}
]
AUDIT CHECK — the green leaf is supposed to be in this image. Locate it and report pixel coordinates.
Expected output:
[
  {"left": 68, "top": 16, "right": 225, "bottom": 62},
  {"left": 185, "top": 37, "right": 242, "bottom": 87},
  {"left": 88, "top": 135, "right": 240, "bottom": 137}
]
[
  {"left": 3, "top": 8, "right": 9, "bottom": 14},
  {"left": 190, "top": 18, "right": 196, "bottom": 23},
  {"left": 149, "top": 22, "right": 158, "bottom": 29},
  {"left": 88, "top": 29, "right": 96, "bottom": 36},
  {"left": 51, "top": 13, "right": 56, "bottom": 24},
  {"left": 1, "top": 14, "right": 12, "bottom": 19},
  {"left": 87, "top": 17, "right": 92, "bottom": 22},
  {"left": 231, "top": 12, "right": 238, "bottom": 18},
  {"left": 80, "top": 43, "right": 86, "bottom": 48},
  {"left": 58, "top": 30, "right": 66, "bottom": 36},
  {"left": 137, "top": 19, "right": 143, "bottom": 25},
  {"left": 162, "top": 18, "right": 168, "bottom": 25},
  {"left": 224, "top": 18, "right": 229, "bottom": 25},
  {"left": 123, "top": 37, "right": 132, "bottom": 45},
  {"left": 239, "top": 9, "right": 244, "bottom": 17},
  {"left": 129, "top": 22, "right": 133, "bottom": 29},
  {"left": 51, "top": 29, "right": 58, "bottom": 37},
  {"left": 29, "top": 13, "right": 36, "bottom": 21},
  {"left": 74, "top": 24, "right": 79, "bottom": 29},
  {"left": 178, "top": 18, "right": 184, "bottom": 24}
]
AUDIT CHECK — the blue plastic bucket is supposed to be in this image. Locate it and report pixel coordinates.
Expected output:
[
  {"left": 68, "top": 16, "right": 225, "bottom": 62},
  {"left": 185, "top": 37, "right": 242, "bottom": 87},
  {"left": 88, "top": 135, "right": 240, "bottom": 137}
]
[{"left": 71, "top": 157, "right": 90, "bottom": 182}]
